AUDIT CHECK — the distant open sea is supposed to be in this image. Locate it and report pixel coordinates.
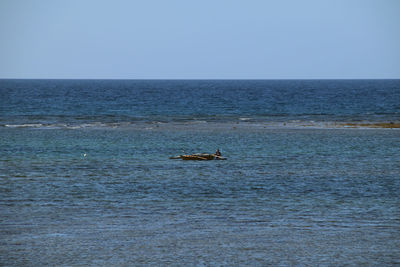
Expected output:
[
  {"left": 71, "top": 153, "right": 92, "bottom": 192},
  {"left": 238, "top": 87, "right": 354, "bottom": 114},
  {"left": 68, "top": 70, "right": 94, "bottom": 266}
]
[{"left": 1, "top": 79, "right": 399, "bottom": 266}]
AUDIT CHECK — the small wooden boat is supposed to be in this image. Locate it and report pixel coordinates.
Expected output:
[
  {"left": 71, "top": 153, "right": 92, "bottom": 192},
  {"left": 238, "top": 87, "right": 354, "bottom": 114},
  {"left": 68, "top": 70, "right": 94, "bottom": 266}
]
[{"left": 170, "top": 153, "right": 227, "bottom": 160}]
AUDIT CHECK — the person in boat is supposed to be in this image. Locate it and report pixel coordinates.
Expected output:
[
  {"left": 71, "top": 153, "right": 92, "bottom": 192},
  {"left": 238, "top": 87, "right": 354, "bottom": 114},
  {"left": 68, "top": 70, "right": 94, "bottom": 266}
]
[{"left": 215, "top": 149, "right": 221, "bottom": 157}]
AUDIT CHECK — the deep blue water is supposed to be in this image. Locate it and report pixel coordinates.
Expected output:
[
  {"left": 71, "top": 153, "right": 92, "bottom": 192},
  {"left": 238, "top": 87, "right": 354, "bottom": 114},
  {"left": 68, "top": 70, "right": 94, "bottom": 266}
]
[
  {"left": 1, "top": 80, "right": 400, "bottom": 266},
  {"left": 1, "top": 79, "right": 400, "bottom": 127}
]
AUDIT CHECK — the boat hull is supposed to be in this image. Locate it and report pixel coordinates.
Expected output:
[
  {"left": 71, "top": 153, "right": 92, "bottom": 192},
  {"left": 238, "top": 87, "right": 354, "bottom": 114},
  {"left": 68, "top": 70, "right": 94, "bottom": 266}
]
[{"left": 170, "top": 154, "right": 226, "bottom": 160}]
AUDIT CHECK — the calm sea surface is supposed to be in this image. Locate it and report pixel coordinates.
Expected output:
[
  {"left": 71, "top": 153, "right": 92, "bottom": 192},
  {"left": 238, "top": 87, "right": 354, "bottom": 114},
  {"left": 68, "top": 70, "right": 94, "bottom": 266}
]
[{"left": 1, "top": 80, "right": 400, "bottom": 266}]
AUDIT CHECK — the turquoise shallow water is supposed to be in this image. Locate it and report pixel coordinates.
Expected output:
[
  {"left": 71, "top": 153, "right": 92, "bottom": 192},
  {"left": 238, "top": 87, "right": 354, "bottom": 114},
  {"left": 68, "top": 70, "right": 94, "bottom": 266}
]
[
  {"left": 1, "top": 79, "right": 400, "bottom": 265},
  {"left": 1, "top": 125, "right": 399, "bottom": 266}
]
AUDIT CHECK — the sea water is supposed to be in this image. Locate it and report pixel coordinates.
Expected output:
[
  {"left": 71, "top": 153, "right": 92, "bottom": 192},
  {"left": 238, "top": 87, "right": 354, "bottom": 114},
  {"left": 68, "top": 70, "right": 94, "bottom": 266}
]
[{"left": 1, "top": 80, "right": 399, "bottom": 266}]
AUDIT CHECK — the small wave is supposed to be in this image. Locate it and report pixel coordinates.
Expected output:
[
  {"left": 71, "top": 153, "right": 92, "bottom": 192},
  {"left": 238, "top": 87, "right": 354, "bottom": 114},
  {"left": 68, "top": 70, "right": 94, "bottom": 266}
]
[
  {"left": 3, "top": 119, "right": 399, "bottom": 130},
  {"left": 5, "top": 124, "right": 45, "bottom": 128},
  {"left": 4, "top": 122, "right": 125, "bottom": 129},
  {"left": 64, "top": 122, "right": 123, "bottom": 129}
]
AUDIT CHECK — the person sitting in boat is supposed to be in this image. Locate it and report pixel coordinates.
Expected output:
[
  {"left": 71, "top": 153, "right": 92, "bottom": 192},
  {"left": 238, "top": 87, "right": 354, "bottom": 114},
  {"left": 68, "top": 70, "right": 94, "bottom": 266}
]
[{"left": 215, "top": 149, "right": 221, "bottom": 157}]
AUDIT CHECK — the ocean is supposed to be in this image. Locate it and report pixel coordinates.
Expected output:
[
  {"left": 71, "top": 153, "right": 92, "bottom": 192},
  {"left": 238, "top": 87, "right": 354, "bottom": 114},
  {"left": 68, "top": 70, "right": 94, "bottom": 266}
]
[{"left": 1, "top": 79, "right": 399, "bottom": 266}]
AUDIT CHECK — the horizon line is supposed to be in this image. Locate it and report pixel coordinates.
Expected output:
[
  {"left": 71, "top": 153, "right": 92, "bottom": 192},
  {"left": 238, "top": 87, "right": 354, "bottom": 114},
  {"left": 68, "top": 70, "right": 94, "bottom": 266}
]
[{"left": 1, "top": 77, "right": 400, "bottom": 81}]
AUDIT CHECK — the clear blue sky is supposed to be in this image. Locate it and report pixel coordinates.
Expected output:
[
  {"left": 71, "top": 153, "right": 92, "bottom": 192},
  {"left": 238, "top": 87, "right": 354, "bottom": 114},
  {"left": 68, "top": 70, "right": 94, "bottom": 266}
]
[{"left": 0, "top": 0, "right": 399, "bottom": 79}]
